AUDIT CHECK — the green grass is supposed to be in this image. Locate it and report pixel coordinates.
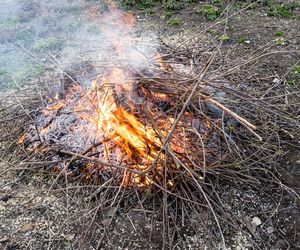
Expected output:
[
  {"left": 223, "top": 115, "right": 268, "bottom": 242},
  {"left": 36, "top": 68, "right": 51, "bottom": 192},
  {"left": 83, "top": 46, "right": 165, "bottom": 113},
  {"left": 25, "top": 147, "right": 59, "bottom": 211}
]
[
  {"left": 119, "top": 0, "right": 184, "bottom": 12},
  {"left": 0, "top": 69, "right": 11, "bottom": 85},
  {"left": 0, "top": 63, "right": 45, "bottom": 89},
  {"left": 238, "top": 37, "right": 246, "bottom": 44},
  {"left": 276, "top": 3, "right": 293, "bottom": 17},
  {"left": 235, "top": 15, "right": 242, "bottom": 21},
  {"left": 286, "top": 65, "right": 300, "bottom": 86},
  {"left": 33, "top": 37, "right": 63, "bottom": 52},
  {"left": 265, "top": 0, "right": 276, "bottom": 7},
  {"left": 163, "top": 11, "right": 173, "bottom": 18},
  {"left": 207, "top": 28, "right": 218, "bottom": 34},
  {"left": 10, "top": 30, "right": 34, "bottom": 44},
  {"left": 167, "top": 17, "right": 181, "bottom": 26},
  {"left": 145, "top": 8, "right": 156, "bottom": 15},
  {"left": 87, "top": 24, "right": 101, "bottom": 34},
  {"left": 219, "top": 34, "right": 229, "bottom": 42},
  {"left": 1, "top": 23, "right": 34, "bottom": 44},
  {"left": 0, "top": 17, "right": 20, "bottom": 30},
  {"left": 13, "top": 64, "right": 44, "bottom": 82},
  {"left": 119, "top": 0, "right": 156, "bottom": 9},
  {"left": 275, "top": 31, "right": 284, "bottom": 37},
  {"left": 67, "top": 19, "right": 82, "bottom": 32},
  {"left": 266, "top": 1, "right": 298, "bottom": 18},
  {"left": 199, "top": 4, "right": 221, "bottom": 21},
  {"left": 255, "top": 0, "right": 300, "bottom": 18},
  {"left": 187, "top": 0, "right": 198, "bottom": 5},
  {"left": 118, "top": 0, "right": 299, "bottom": 18},
  {"left": 162, "top": 0, "right": 183, "bottom": 11},
  {"left": 294, "top": 65, "right": 300, "bottom": 77},
  {"left": 64, "top": 5, "right": 84, "bottom": 14}
]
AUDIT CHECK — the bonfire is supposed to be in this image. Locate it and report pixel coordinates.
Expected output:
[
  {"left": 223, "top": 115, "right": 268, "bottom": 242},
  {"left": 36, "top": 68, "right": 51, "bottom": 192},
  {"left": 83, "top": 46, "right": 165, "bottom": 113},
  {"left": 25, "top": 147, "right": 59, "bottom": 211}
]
[
  {"left": 16, "top": 4, "right": 245, "bottom": 188},
  {"left": 1, "top": 1, "right": 298, "bottom": 249}
]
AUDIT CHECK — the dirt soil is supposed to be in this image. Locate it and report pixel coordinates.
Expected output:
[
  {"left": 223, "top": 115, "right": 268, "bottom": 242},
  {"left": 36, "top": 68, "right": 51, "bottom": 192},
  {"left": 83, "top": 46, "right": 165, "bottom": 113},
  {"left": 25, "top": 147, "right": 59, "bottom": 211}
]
[{"left": 1, "top": 1, "right": 300, "bottom": 249}]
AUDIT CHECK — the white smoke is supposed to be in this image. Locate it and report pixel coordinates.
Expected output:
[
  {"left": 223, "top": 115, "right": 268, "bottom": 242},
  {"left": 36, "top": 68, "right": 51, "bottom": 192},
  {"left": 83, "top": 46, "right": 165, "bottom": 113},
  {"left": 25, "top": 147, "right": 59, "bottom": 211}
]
[{"left": 0, "top": 0, "right": 158, "bottom": 89}]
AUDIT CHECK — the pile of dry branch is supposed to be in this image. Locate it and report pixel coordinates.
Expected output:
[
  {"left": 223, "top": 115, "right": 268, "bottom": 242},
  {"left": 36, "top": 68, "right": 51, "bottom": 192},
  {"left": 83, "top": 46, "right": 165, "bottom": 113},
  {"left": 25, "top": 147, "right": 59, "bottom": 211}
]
[{"left": 1, "top": 24, "right": 299, "bottom": 249}]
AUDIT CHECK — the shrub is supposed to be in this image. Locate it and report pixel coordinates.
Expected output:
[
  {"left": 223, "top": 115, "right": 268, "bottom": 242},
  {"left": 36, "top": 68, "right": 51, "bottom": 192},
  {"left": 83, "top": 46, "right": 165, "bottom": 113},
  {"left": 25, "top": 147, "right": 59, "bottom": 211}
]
[{"left": 199, "top": 4, "right": 220, "bottom": 20}]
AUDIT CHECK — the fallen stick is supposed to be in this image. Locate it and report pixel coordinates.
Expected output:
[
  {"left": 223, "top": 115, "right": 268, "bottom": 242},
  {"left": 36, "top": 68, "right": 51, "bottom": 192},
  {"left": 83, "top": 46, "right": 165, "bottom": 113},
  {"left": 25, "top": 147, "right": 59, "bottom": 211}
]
[
  {"left": 203, "top": 96, "right": 256, "bottom": 130},
  {"left": 202, "top": 95, "right": 262, "bottom": 141}
]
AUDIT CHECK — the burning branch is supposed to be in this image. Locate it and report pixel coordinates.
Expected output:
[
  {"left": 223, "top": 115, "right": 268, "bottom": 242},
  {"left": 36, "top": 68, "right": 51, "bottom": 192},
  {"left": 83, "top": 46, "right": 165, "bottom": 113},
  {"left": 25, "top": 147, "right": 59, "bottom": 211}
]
[{"left": 1, "top": 1, "right": 298, "bottom": 249}]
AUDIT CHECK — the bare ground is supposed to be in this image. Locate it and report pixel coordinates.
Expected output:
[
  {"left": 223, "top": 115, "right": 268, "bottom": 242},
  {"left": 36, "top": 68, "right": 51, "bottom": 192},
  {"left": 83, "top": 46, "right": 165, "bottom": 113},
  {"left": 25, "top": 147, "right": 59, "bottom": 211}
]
[{"left": 1, "top": 1, "right": 300, "bottom": 249}]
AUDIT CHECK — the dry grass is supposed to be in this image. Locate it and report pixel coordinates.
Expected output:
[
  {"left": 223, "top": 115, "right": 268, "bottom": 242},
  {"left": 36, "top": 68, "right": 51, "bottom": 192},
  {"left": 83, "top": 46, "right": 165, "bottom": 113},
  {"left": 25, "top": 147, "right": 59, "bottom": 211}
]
[{"left": 1, "top": 3, "right": 300, "bottom": 249}]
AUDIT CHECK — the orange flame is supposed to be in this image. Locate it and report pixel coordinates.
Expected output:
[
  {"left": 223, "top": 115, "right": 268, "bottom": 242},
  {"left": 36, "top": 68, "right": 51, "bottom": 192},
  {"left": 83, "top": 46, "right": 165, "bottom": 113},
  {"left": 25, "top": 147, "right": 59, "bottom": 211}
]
[
  {"left": 109, "top": 107, "right": 162, "bottom": 161},
  {"left": 17, "top": 3, "right": 178, "bottom": 187},
  {"left": 89, "top": 73, "right": 162, "bottom": 165}
]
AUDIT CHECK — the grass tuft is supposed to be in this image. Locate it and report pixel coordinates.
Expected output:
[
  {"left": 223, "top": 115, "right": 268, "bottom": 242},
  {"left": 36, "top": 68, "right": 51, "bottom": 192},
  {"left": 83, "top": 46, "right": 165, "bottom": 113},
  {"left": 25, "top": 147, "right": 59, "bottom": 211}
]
[
  {"left": 33, "top": 37, "right": 62, "bottom": 52},
  {"left": 167, "top": 17, "right": 181, "bottom": 26},
  {"left": 219, "top": 34, "right": 229, "bottom": 42},
  {"left": 275, "top": 31, "right": 284, "bottom": 37},
  {"left": 294, "top": 65, "right": 300, "bottom": 76},
  {"left": 199, "top": 4, "right": 221, "bottom": 21}
]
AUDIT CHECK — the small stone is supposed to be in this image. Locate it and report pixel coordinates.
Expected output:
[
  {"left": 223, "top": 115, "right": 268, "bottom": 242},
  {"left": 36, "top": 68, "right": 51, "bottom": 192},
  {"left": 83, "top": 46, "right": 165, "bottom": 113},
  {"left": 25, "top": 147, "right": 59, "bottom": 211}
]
[
  {"left": 0, "top": 237, "right": 9, "bottom": 243},
  {"left": 295, "top": 160, "right": 300, "bottom": 165},
  {"left": 272, "top": 78, "right": 281, "bottom": 84},
  {"left": 19, "top": 223, "right": 34, "bottom": 233},
  {"left": 1, "top": 186, "right": 12, "bottom": 192},
  {"left": 251, "top": 217, "right": 262, "bottom": 227},
  {"left": 105, "top": 207, "right": 117, "bottom": 218},
  {"left": 0, "top": 195, "right": 12, "bottom": 202},
  {"left": 266, "top": 226, "right": 274, "bottom": 234},
  {"left": 65, "top": 234, "right": 75, "bottom": 241}
]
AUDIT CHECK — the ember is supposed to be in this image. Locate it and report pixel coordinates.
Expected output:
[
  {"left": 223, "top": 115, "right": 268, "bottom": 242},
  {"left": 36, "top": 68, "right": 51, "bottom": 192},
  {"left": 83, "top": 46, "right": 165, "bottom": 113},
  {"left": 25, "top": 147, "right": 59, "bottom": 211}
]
[{"left": 1, "top": 1, "right": 298, "bottom": 249}]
